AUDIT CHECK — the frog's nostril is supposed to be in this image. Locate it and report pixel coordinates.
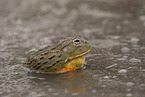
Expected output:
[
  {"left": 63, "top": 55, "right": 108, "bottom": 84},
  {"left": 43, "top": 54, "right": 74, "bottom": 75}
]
[{"left": 85, "top": 41, "right": 88, "bottom": 43}]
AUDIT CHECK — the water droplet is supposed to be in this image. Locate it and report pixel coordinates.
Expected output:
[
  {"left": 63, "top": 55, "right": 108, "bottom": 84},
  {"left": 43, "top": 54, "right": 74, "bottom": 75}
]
[
  {"left": 139, "top": 15, "right": 145, "bottom": 21},
  {"left": 117, "top": 56, "right": 128, "bottom": 61},
  {"left": 126, "top": 89, "right": 131, "bottom": 92},
  {"left": 113, "top": 76, "right": 117, "bottom": 78},
  {"left": 48, "top": 88, "right": 55, "bottom": 92},
  {"left": 92, "top": 89, "right": 96, "bottom": 93},
  {"left": 71, "top": 92, "right": 79, "bottom": 96},
  {"left": 130, "top": 37, "right": 139, "bottom": 43},
  {"left": 106, "top": 64, "right": 118, "bottom": 69},
  {"left": 126, "top": 93, "right": 133, "bottom": 97},
  {"left": 52, "top": 93, "right": 59, "bottom": 96},
  {"left": 118, "top": 69, "right": 127, "bottom": 73},
  {"left": 126, "top": 82, "right": 134, "bottom": 87},
  {"left": 140, "top": 84, "right": 145, "bottom": 86},
  {"left": 116, "top": 25, "right": 121, "bottom": 30},
  {"left": 102, "top": 85, "right": 106, "bottom": 87},
  {"left": 38, "top": 77, "right": 46, "bottom": 80},
  {"left": 112, "top": 36, "right": 120, "bottom": 39},
  {"left": 129, "top": 58, "right": 141, "bottom": 63},
  {"left": 121, "top": 47, "right": 130, "bottom": 52},
  {"left": 104, "top": 76, "right": 109, "bottom": 79}
]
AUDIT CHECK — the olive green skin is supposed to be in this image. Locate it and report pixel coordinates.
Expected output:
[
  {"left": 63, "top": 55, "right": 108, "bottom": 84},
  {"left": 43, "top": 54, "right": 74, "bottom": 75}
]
[{"left": 25, "top": 36, "right": 91, "bottom": 73}]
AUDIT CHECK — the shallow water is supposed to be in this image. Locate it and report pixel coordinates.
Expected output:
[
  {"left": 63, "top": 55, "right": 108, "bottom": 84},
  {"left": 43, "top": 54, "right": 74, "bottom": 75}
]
[{"left": 0, "top": 0, "right": 145, "bottom": 97}]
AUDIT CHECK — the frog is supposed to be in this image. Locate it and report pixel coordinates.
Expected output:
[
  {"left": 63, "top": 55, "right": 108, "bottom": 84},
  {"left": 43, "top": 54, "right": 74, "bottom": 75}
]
[{"left": 25, "top": 35, "right": 91, "bottom": 74}]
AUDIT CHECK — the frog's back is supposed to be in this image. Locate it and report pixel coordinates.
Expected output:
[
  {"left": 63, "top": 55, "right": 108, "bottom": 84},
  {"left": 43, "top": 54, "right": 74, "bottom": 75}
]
[
  {"left": 25, "top": 39, "right": 73, "bottom": 73},
  {"left": 26, "top": 44, "right": 64, "bottom": 72}
]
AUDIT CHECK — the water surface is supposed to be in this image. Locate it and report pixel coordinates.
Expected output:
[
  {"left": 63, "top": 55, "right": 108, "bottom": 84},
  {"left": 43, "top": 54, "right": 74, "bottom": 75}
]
[{"left": 0, "top": 0, "right": 145, "bottom": 97}]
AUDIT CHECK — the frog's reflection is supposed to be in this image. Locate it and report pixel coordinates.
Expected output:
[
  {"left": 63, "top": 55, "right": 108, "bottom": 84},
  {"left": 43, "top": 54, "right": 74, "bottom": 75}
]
[{"left": 27, "top": 69, "right": 97, "bottom": 92}]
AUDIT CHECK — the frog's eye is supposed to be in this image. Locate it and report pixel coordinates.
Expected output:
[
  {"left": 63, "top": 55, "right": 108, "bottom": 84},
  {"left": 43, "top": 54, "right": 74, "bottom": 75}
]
[{"left": 73, "top": 39, "right": 81, "bottom": 45}]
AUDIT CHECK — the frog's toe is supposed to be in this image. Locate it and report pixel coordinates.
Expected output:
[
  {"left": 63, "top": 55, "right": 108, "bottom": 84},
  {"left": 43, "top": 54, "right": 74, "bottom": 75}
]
[
  {"left": 28, "top": 49, "right": 38, "bottom": 53},
  {"left": 27, "top": 49, "right": 38, "bottom": 59}
]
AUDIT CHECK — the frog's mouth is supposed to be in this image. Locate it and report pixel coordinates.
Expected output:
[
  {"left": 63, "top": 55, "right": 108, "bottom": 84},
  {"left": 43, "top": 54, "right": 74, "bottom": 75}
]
[{"left": 65, "top": 47, "right": 91, "bottom": 62}]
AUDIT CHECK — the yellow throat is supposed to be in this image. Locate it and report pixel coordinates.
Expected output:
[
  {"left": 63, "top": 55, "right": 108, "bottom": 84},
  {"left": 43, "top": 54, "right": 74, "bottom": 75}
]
[{"left": 62, "top": 56, "right": 85, "bottom": 72}]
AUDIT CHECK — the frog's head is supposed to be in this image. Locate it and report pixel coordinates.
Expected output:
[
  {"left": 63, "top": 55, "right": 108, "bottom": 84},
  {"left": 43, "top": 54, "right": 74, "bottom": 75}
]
[{"left": 61, "top": 36, "right": 92, "bottom": 62}]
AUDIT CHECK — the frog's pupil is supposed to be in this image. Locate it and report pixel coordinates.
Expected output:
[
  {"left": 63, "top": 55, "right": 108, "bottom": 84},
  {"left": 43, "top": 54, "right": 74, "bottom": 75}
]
[{"left": 75, "top": 39, "right": 79, "bottom": 43}]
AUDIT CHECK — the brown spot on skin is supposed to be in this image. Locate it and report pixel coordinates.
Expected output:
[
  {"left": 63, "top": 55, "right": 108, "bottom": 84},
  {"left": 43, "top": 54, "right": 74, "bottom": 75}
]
[
  {"left": 43, "top": 52, "right": 49, "bottom": 55},
  {"left": 48, "top": 55, "right": 55, "bottom": 60},
  {"left": 29, "top": 60, "right": 33, "bottom": 63},
  {"left": 36, "top": 65, "right": 41, "bottom": 70},
  {"left": 42, "top": 61, "right": 48, "bottom": 65},
  {"left": 37, "top": 61, "right": 41, "bottom": 65},
  {"left": 40, "top": 56, "right": 44, "bottom": 60},
  {"left": 45, "top": 59, "right": 61, "bottom": 69}
]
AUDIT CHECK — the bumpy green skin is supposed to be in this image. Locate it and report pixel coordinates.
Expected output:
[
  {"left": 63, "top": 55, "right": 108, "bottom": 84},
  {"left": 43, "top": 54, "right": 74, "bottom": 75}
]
[{"left": 25, "top": 36, "right": 91, "bottom": 73}]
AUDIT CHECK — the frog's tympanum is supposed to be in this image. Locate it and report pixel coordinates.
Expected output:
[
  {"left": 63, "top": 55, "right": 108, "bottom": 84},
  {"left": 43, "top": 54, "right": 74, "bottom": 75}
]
[{"left": 25, "top": 35, "right": 91, "bottom": 74}]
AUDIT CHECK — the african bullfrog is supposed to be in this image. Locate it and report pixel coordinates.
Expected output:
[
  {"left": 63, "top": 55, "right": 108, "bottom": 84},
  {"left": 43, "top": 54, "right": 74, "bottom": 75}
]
[{"left": 25, "top": 35, "right": 91, "bottom": 74}]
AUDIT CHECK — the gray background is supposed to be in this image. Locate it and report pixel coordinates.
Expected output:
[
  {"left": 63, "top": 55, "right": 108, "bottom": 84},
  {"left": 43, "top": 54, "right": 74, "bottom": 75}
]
[{"left": 0, "top": 0, "right": 145, "bottom": 97}]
